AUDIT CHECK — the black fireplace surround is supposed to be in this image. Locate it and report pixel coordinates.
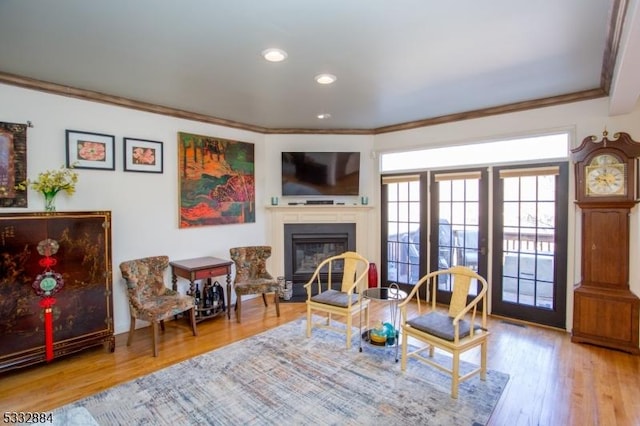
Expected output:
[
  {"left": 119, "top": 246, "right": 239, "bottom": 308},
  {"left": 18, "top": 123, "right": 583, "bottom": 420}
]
[{"left": 283, "top": 223, "right": 356, "bottom": 300}]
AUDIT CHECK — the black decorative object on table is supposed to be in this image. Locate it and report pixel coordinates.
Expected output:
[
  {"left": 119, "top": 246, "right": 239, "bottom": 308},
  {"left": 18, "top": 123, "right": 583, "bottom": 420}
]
[
  {"left": 203, "top": 281, "right": 226, "bottom": 314},
  {"left": 189, "top": 280, "right": 226, "bottom": 321},
  {"left": 202, "top": 281, "right": 211, "bottom": 315},
  {"left": 194, "top": 283, "right": 202, "bottom": 316}
]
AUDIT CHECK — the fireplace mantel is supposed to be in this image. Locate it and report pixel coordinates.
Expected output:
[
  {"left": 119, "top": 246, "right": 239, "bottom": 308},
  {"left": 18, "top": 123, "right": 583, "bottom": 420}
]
[{"left": 266, "top": 205, "right": 375, "bottom": 279}]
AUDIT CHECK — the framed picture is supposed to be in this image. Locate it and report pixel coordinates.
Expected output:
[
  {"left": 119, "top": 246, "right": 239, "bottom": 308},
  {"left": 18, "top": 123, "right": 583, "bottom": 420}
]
[
  {"left": 0, "top": 121, "right": 27, "bottom": 208},
  {"left": 177, "top": 131, "right": 255, "bottom": 228},
  {"left": 123, "top": 138, "right": 163, "bottom": 173},
  {"left": 66, "top": 130, "right": 115, "bottom": 170}
]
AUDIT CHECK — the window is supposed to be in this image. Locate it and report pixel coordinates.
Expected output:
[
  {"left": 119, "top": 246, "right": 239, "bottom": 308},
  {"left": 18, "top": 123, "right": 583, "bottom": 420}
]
[{"left": 380, "top": 132, "right": 568, "bottom": 172}]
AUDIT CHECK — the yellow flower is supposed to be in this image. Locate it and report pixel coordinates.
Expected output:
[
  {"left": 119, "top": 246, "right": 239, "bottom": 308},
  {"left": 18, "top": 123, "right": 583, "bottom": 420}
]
[{"left": 16, "top": 165, "right": 79, "bottom": 196}]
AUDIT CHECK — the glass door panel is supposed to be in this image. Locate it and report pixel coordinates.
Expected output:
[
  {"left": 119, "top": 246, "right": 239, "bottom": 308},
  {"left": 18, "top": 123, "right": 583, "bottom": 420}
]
[
  {"left": 383, "top": 175, "right": 422, "bottom": 292},
  {"left": 430, "top": 169, "right": 488, "bottom": 302},
  {"left": 492, "top": 164, "right": 568, "bottom": 328}
]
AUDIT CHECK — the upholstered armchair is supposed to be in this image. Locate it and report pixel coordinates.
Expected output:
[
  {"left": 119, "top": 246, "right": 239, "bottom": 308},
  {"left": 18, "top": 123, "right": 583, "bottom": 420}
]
[
  {"left": 304, "top": 251, "right": 370, "bottom": 349},
  {"left": 398, "top": 266, "right": 489, "bottom": 398},
  {"left": 119, "top": 256, "right": 197, "bottom": 357},
  {"left": 229, "top": 246, "right": 280, "bottom": 323}
]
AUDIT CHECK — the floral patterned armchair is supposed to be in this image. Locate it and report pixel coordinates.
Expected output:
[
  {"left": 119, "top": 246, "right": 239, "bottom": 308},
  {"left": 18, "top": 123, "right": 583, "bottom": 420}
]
[
  {"left": 229, "top": 246, "right": 280, "bottom": 323},
  {"left": 119, "top": 256, "right": 197, "bottom": 356}
]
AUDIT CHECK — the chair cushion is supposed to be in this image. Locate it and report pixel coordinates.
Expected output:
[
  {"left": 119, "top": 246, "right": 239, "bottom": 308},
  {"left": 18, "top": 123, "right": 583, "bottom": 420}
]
[
  {"left": 138, "top": 295, "right": 195, "bottom": 322},
  {"left": 407, "top": 311, "right": 481, "bottom": 341},
  {"left": 235, "top": 278, "right": 279, "bottom": 295},
  {"left": 310, "top": 289, "right": 359, "bottom": 307}
]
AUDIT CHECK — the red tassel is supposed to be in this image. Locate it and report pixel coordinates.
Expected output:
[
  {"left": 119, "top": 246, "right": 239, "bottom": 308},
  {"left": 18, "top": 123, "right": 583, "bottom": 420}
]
[
  {"left": 44, "top": 308, "right": 53, "bottom": 361},
  {"left": 39, "top": 298, "right": 56, "bottom": 361},
  {"left": 368, "top": 263, "right": 378, "bottom": 288}
]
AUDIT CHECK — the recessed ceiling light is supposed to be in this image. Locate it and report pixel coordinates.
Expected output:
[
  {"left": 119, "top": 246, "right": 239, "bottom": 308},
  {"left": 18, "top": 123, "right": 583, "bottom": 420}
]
[
  {"left": 262, "top": 48, "right": 288, "bottom": 62},
  {"left": 317, "top": 113, "right": 332, "bottom": 120},
  {"left": 315, "top": 74, "right": 337, "bottom": 84}
]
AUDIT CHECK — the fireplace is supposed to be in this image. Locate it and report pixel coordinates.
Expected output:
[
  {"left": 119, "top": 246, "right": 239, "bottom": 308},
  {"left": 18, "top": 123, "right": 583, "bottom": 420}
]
[{"left": 284, "top": 223, "right": 356, "bottom": 299}]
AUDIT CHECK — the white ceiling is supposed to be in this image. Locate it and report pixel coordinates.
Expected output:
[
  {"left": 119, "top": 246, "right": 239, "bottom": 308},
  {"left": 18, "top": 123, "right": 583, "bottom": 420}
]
[{"left": 0, "top": 0, "right": 638, "bottom": 133}]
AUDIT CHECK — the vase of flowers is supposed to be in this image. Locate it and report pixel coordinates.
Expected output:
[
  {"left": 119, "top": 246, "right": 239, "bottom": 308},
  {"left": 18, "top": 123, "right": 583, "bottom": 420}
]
[{"left": 16, "top": 165, "right": 78, "bottom": 212}]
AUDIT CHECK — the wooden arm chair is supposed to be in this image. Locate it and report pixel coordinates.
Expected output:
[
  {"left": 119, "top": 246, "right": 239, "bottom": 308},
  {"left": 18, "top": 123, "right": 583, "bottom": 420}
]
[
  {"left": 304, "top": 251, "right": 370, "bottom": 349},
  {"left": 398, "top": 266, "right": 489, "bottom": 398},
  {"left": 229, "top": 246, "right": 280, "bottom": 323},
  {"left": 119, "top": 256, "right": 197, "bottom": 357}
]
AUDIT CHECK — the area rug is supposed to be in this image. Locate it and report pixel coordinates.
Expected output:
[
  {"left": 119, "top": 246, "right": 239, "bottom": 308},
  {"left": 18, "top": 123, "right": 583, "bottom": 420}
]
[{"left": 52, "top": 317, "right": 508, "bottom": 425}]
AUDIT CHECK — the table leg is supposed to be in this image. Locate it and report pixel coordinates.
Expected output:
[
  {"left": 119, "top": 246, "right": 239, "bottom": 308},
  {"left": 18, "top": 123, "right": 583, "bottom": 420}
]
[
  {"left": 226, "top": 272, "right": 232, "bottom": 320},
  {"left": 389, "top": 283, "right": 400, "bottom": 362},
  {"left": 359, "top": 298, "right": 363, "bottom": 352},
  {"left": 171, "top": 271, "right": 178, "bottom": 292},
  {"left": 394, "top": 300, "right": 399, "bottom": 362}
]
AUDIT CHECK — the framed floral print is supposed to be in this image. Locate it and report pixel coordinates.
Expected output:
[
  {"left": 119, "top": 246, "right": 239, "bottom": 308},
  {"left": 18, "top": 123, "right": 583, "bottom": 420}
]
[
  {"left": 123, "top": 138, "right": 163, "bottom": 173},
  {"left": 66, "top": 130, "right": 115, "bottom": 170}
]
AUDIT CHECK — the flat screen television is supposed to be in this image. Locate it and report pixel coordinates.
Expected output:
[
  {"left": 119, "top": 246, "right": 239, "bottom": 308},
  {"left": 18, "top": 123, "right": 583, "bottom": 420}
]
[{"left": 281, "top": 152, "right": 361, "bottom": 196}]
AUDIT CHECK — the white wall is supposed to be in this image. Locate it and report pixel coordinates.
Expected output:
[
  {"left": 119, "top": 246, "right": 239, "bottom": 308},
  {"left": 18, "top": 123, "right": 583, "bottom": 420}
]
[
  {"left": 0, "top": 83, "right": 376, "bottom": 334},
  {"left": 374, "top": 97, "right": 640, "bottom": 330}
]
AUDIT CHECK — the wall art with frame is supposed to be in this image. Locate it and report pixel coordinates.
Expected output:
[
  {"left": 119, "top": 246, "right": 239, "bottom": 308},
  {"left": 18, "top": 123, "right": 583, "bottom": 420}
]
[
  {"left": 177, "top": 131, "right": 255, "bottom": 228},
  {"left": 66, "top": 130, "right": 115, "bottom": 170},
  {"left": 123, "top": 137, "right": 163, "bottom": 173},
  {"left": 0, "top": 121, "right": 27, "bottom": 208}
]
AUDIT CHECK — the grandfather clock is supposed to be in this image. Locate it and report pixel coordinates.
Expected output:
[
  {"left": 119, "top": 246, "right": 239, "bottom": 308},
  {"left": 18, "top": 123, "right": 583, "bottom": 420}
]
[{"left": 570, "top": 131, "right": 640, "bottom": 354}]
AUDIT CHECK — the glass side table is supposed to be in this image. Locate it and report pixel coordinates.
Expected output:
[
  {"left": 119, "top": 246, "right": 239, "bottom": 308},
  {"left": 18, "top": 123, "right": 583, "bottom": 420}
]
[{"left": 359, "top": 283, "right": 408, "bottom": 362}]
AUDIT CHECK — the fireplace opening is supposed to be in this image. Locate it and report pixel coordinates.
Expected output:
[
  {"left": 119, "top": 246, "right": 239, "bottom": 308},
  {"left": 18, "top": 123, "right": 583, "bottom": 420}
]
[{"left": 284, "top": 223, "right": 356, "bottom": 300}]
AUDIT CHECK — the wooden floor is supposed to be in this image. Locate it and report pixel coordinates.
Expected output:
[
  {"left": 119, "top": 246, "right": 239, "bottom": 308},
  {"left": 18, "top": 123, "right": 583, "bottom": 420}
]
[{"left": 1, "top": 297, "right": 640, "bottom": 425}]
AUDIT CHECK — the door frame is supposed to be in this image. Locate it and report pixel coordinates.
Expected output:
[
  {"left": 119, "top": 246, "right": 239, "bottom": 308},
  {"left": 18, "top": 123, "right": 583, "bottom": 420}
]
[
  {"left": 490, "top": 162, "right": 569, "bottom": 328},
  {"left": 380, "top": 172, "right": 429, "bottom": 296}
]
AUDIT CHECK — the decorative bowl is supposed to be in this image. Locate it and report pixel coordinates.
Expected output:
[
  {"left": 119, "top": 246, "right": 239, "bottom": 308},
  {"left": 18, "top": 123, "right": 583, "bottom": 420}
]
[{"left": 369, "top": 329, "right": 387, "bottom": 344}]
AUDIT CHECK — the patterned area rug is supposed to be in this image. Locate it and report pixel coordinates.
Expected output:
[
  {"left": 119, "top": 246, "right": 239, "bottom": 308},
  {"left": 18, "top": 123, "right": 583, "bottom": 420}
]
[{"left": 52, "top": 317, "right": 508, "bottom": 425}]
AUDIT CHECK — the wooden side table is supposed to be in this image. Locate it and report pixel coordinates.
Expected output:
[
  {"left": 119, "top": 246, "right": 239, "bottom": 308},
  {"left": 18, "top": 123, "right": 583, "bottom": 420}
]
[{"left": 170, "top": 256, "right": 234, "bottom": 320}]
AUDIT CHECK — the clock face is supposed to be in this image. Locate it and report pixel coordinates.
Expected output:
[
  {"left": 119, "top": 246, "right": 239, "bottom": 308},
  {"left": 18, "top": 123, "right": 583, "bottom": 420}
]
[{"left": 585, "top": 154, "right": 626, "bottom": 196}]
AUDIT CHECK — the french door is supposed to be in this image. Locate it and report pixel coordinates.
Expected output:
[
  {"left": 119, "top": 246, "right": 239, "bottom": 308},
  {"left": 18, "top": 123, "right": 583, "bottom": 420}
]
[
  {"left": 381, "top": 174, "right": 427, "bottom": 295},
  {"left": 429, "top": 169, "right": 489, "bottom": 304},
  {"left": 382, "top": 163, "right": 568, "bottom": 328},
  {"left": 491, "top": 163, "right": 568, "bottom": 328}
]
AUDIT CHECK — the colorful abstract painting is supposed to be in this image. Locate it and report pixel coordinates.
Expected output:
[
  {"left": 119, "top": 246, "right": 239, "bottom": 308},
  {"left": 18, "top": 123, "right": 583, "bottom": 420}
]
[{"left": 178, "top": 132, "right": 255, "bottom": 228}]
